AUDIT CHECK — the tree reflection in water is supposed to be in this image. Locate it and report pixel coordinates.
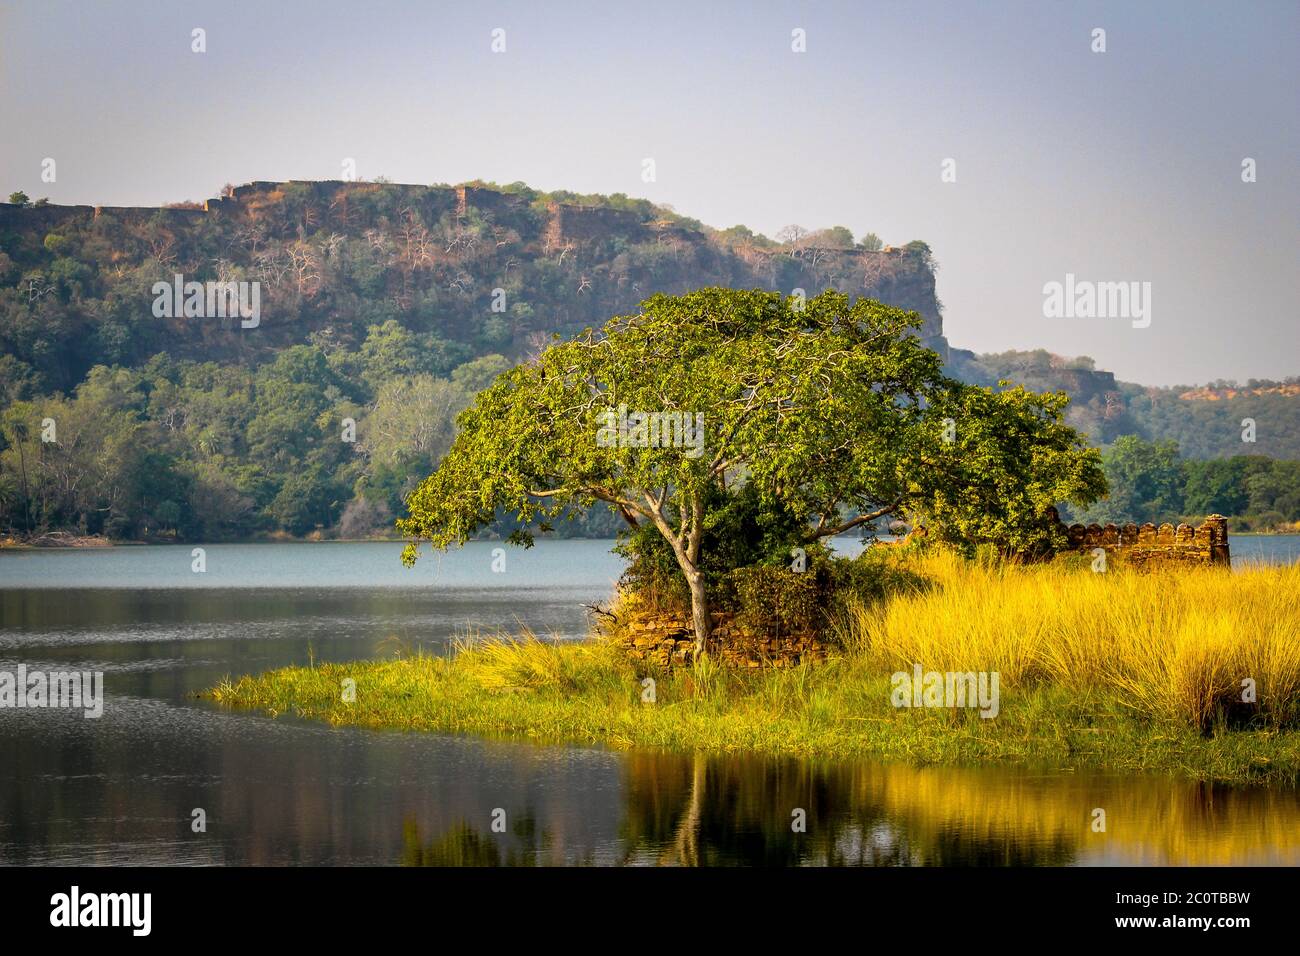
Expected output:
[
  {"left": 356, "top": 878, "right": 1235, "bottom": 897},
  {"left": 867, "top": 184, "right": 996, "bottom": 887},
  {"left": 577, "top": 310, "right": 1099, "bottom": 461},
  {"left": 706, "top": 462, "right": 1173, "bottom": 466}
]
[{"left": 402, "top": 750, "right": 1300, "bottom": 867}]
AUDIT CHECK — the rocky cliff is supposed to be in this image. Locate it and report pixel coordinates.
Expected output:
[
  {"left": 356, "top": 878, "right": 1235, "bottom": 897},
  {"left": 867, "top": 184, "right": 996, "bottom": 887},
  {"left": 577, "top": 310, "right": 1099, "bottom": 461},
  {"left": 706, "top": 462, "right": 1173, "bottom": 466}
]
[{"left": 0, "top": 180, "right": 946, "bottom": 390}]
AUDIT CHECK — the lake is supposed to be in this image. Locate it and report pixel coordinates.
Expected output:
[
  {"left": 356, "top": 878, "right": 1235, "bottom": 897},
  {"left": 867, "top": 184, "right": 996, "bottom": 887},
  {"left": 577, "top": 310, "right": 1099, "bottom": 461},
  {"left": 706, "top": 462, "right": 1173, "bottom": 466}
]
[{"left": 1, "top": 538, "right": 1298, "bottom": 866}]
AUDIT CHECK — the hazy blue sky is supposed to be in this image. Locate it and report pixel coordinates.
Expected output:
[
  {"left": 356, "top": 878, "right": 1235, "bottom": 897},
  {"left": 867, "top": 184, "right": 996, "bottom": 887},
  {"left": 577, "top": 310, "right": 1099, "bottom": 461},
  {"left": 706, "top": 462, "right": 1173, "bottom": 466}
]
[{"left": 1, "top": 0, "right": 1295, "bottom": 385}]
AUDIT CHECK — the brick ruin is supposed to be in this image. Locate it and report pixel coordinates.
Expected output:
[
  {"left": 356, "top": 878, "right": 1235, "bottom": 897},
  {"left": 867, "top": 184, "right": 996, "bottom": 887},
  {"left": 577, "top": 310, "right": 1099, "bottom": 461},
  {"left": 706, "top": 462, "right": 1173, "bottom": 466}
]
[
  {"left": 607, "top": 609, "right": 831, "bottom": 669},
  {"left": 1049, "top": 509, "right": 1230, "bottom": 567}
]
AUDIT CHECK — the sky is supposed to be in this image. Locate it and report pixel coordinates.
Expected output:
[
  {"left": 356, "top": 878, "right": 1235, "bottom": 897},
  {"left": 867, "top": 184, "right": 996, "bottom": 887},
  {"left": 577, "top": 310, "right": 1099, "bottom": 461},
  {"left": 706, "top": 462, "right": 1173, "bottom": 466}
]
[{"left": 0, "top": 0, "right": 1295, "bottom": 386}]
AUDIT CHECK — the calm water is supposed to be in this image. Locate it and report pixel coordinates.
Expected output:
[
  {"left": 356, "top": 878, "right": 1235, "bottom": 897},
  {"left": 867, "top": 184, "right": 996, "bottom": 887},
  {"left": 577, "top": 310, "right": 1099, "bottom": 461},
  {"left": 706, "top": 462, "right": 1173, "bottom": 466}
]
[{"left": 0, "top": 538, "right": 1297, "bottom": 867}]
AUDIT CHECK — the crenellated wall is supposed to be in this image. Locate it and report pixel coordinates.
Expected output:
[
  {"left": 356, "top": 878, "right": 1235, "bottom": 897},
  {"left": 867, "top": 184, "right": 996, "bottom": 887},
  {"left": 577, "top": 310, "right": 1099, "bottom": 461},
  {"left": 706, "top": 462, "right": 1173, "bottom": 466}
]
[{"left": 1052, "top": 510, "right": 1230, "bottom": 568}]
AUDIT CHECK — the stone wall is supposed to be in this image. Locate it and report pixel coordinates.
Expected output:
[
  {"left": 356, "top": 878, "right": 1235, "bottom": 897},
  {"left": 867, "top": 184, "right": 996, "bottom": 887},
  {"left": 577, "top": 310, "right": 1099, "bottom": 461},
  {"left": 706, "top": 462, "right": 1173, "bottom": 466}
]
[
  {"left": 609, "top": 608, "right": 831, "bottom": 669},
  {"left": 546, "top": 201, "right": 653, "bottom": 247},
  {"left": 0, "top": 202, "right": 206, "bottom": 232},
  {"left": 1053, "top": 511, "right": 1230, "bottom": 568}
]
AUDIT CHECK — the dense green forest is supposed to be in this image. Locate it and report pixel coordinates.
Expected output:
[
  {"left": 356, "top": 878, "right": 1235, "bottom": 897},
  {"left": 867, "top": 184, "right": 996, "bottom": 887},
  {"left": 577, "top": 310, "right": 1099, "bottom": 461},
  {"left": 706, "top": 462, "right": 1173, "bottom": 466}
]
[
  {"left": 0, "top": 341, "right": 524, "bottom": 540},
  {"left": 1062, "top": 436, "right": 1300, "bottom": 531},
  {"left": 1, "top": 181, "right": 1297, "bottom": 542},
  {"left": 0, "top": 180, "right": 943, "bottom": 541}
]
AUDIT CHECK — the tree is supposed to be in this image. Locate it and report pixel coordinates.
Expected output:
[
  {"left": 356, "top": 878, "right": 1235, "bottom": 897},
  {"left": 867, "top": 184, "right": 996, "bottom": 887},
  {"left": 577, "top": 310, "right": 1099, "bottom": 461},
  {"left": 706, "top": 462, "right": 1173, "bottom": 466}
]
[
  {"left": 266, "top": 464, "right": 348, "bottom": 535},
  {"left": 775, "top": 224, "right": 810, "bottom": 254},
  {"left": 0, "top": 404, "right": 38, "bottom": 532},
  {"left": 902, "top": 240, "right": 934, "bottom": 268},
  {"left": 355, "top": 373, "right": 471, "bottom": 514},
  {"left": 1182, "top": 457, "right": 1255, "bottom": 518},
  {"left": 810, "top": 226, "right": 855, "bottom": 249},
  {"left": 909, "top": 383, "right": 1107, "bottom": 551},
  {"left": 1245, "top": 460, "right": 1300, "bottom": 524},
  {"left": 399, "top": 289, "right": 1105, "bottom": 653},
  {"left": 450, "top": 354, "right": 511, "bottom": 392},
  {"left": 358, "top": 321, "right": 473, "bottom": 392},
  {"left": 1088, "top": 435, "right": 1183, "bottom": 524},
  {"left": 7, "top": 191, "right": 29, "bottom": 207}
]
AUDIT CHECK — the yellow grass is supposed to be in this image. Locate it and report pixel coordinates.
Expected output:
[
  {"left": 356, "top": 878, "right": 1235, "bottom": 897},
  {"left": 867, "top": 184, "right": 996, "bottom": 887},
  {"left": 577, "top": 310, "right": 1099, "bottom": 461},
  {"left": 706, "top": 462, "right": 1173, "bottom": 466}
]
[
  {"left": 844, "top": 551, "right": 1300, "bottom": 729},
  {"left": 210, "top": 549, "right": 1300, "bottom": 783}
]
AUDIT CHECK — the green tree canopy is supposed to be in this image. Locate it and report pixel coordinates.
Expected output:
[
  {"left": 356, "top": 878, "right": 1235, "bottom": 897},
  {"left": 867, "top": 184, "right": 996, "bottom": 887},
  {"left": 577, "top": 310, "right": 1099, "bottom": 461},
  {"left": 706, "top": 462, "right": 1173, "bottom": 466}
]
[
  {"left": 399, "top": 289, "right": 1105, "bottom": 651},
  {"left": 1087, "top": 435, "right": 1184, "bottom": 524}
]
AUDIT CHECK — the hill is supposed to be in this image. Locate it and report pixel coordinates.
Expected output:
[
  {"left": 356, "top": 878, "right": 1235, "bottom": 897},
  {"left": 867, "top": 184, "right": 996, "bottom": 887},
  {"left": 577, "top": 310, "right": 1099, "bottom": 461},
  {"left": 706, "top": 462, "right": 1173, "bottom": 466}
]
[
  {"left": 0, "top": 179, "right": 945, "bottom": 397},
  {"left": 0, "top": 180, "right": 1296, "bottom": 541},
  {"left": 950, "top": 348, "right": 1300, "bottom": 460},
  {"left": 0, "top": 180, "right": 943, "bottom": 540}
]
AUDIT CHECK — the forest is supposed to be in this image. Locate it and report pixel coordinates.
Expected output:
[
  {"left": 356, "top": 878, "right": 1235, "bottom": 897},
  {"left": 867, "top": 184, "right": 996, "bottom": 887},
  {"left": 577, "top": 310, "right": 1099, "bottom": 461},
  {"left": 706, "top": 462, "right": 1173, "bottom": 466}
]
[
  {"left": 1067, "top": 436, "right": 1300, "bottom": 532},
  {"left": 1, "top": 181, "right": 1297, "bottom": 541}
]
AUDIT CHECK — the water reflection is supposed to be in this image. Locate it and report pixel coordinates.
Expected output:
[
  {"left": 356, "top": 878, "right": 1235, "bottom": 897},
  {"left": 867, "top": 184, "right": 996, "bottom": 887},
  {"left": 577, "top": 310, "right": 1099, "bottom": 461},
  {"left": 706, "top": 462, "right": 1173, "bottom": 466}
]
[
  {"left": 395, "top": 752, "right": 1300, "bottom": 867},
  {"left": 2, "top": 542, "right": 1296, "bottom": 867},
  {"left": 611, "top": 753, "right": 1300, "bottom": 867}
]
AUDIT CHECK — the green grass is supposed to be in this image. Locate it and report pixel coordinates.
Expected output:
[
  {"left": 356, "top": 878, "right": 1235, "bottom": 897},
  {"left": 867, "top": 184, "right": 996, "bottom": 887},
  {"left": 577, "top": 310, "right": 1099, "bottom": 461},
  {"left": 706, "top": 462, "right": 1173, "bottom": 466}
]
[
  {"left": 208, "top": 633, "right": 1300, "bottom": 785},
  {"left": 209, "top": 553, "right": 1300, "bottom": 786}
]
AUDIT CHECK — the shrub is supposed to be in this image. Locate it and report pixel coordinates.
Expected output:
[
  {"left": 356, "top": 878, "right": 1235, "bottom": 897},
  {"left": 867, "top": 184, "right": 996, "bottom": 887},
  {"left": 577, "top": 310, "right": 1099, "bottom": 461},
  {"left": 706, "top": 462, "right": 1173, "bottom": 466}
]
[{"left": 728, "top": 564, "right": 822, "bottom": 634}]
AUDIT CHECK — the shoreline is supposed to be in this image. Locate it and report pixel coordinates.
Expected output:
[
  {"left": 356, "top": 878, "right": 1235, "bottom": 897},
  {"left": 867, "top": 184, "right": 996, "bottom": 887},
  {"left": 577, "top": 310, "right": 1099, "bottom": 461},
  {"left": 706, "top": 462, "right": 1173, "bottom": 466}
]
[
  {"left": 5, "top": 526, "right": 1300, "bottom": 550},
  {"left": 0, "top": 534, "right": 623, "bottom": 550},
  {"left": 207, "top": 640, "right": 1300, "bottom": 787},
  {"left": 207, "top": 554, "right": 1300, "bottom": 787}
]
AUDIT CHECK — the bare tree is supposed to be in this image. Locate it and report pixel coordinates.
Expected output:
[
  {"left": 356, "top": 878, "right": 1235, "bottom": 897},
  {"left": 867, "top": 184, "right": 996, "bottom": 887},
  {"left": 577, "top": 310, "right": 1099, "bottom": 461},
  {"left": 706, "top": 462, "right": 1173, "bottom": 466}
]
[
  {"left": 26, "top": 276, "right": 55, "bottom": 302},
  {"left": 255, "top": 247, "right": 292, "bottom": 288},
  {"left": 859, "top": 250, "right": 893, "bottom": 291},
  {"left": 323, "top": 232, "right": 347, "bottom": 262},
  {"left": 776, "top": 224, "right": 810, "bottom": 257},
  {"left": 522, "top": 330, "right": 553, "bottom": 364},
  {"left": 393, "top": 210, "right": 434, "bottom": 270},
  {"left": 328, "top": 193, "right": 359, "bottom": 230},
  {"left": 286, "top": 243, "right": 320, "bottom": 296},
  {"left": 235, "top": 222, "right": 267, "bottom": 255},
  {"left": 147, "top": 234, "right": 178, "bottom": 268}
]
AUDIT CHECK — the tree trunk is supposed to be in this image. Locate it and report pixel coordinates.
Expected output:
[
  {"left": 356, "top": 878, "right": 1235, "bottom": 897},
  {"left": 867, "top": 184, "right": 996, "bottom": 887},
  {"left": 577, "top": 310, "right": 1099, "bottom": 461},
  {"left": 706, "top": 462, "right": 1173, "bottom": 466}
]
[
  {"left": 641, "top": 492, "right": 710, "bottom": 657},
  {"left": 686, "top": 569, "right": 711, "bottom": 658}
]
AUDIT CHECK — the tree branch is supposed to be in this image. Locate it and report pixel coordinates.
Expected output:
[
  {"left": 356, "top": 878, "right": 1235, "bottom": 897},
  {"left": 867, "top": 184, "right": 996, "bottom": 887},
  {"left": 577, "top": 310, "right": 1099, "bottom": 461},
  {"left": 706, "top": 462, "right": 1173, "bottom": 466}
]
[{"left": 805, "top": 498, "right": 903, "bottom": 540}]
